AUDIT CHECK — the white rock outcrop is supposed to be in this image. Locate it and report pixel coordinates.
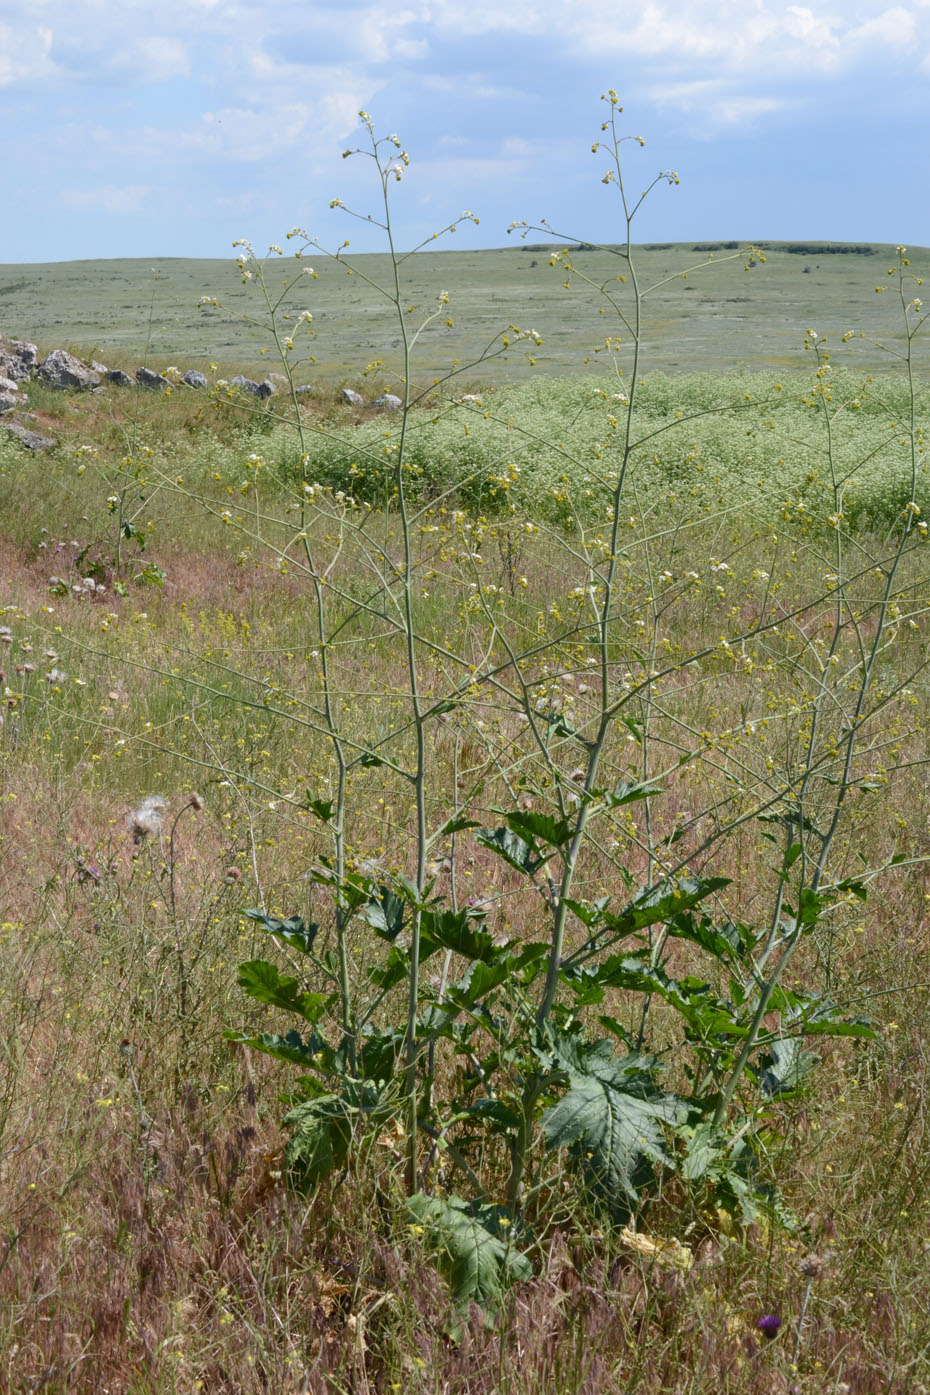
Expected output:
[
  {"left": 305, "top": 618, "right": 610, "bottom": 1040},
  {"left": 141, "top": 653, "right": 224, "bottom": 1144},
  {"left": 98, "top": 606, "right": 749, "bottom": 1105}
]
[{"left": 39, "top": 349, "right": 100, "bottom": 390}]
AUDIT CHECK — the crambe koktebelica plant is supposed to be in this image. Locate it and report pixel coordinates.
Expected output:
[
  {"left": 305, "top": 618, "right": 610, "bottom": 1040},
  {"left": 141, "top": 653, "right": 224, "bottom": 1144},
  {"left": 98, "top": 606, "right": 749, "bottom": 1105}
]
[{"left": 145, "top": 99, "right": 930, "bottom": 1308}]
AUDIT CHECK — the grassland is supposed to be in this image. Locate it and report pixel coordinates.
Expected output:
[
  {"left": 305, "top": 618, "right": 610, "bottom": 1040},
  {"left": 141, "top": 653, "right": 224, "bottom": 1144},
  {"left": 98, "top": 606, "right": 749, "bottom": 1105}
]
[
  {"left": 1, "top": 240, "right": 930, "bottom": 1394},
  {"left": 2, "top": 240, "right": 930, "bottom": 381}
]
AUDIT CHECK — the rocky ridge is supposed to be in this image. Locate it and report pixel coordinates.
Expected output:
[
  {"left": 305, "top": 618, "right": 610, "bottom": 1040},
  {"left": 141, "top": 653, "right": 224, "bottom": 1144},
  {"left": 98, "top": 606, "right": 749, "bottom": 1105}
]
[{"left": 0, "top": 335, "right": 402, "bottom": 452}]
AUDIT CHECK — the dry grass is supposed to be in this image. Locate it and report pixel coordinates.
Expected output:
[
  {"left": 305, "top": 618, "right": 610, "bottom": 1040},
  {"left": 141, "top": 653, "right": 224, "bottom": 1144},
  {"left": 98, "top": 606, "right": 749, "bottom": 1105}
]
[{"left": 2, "top": 378, "right": 930, "bottom": 1395}]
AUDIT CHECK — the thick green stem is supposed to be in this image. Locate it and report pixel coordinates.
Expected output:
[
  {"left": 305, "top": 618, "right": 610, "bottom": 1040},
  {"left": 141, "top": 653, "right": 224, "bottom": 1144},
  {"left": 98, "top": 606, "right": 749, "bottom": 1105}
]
[{"left": 374, "top": 152, "right": 428, "bottom": 1195}]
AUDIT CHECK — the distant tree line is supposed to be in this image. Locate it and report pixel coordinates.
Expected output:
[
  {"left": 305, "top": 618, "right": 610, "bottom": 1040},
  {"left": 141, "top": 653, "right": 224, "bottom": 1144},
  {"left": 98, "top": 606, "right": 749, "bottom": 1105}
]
[
  {"left": 784, "top": 243, "right": 876, "bottom": 255},
  {"left": 508, "top": 240, "right": 879, "bottom": 257}
]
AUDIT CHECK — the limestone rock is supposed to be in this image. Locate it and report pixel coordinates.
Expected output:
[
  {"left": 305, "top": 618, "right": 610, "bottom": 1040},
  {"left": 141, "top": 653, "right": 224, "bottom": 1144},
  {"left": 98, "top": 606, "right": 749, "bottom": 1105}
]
[
  {"left": 230, "top": 374, "right": 260, "bottom": 394},
  {"left": 182, "top": 369, "right": 207, "bottom": 389},
  {"left": 0, "top": 339, "right": 38, "bottom": 381},
  {"left": 373, "top": 393, "right": 402, "bottom": 411},
  {"left": 0, "top": 377, "right": 27, "bottom": 411},
  {"left": 295, "top": 384, "right": 316, "bottom": 396},
  {"left": 39, "top": 349, "right": 100, "bottom": 390},
  {"left": 106, "top": 369, "right": 134, "bottom": 387},
  {"left": 1, "top": 420, "right": 56, "bottom": 451},
  {"left": 230, "top": 374, "right": 275, "bottom": 399},
  {"left": 136, "top": 366, "right": 170, "bottom": 390},
  {"left": 340, "top": 387, "right": 365, "bottom": 407}
]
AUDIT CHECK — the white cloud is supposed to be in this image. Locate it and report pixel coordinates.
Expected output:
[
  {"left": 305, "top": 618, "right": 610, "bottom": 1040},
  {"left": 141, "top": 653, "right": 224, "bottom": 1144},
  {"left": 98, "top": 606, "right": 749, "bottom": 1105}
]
[
  {"left": 41, "top": 84, "right": 365, "bottom": 172},
  {"left": 181, "top": 104, "right": 315, "bottom": 161},
  {"left": 424, "top": 0, "right": 928, "bottom": 74},
  {"left": 649, "top": 78, "right": 790, "bottom": 129},
  {"left": 848, "top": 5, "right": 919, "bottom": 44},
  {"left": 60, "top": 183, "right": 152, "bottom": 214},
  {"left": 0, "top": 21, "right": 54, "bottom": 87},
  {"left": 2, "top": 0, "right": 929, "bottom": 92},
  {"left": 707, "top": 93, "right": 786, "bottom": 124},
  {"left": 783, "top": 5, "right": 841, "bottom": 50},
  {"left": 393, "top": 38, "right": 430, "bottom": 59},
  {"left": 564, "top": 0, "right": 847, "bottom": 70},
  {"left": 179, "top": 86, "right": 363, "bottom": 164},
  {"left": 130, "top": 37, "right": 191, "bottom": 80}
]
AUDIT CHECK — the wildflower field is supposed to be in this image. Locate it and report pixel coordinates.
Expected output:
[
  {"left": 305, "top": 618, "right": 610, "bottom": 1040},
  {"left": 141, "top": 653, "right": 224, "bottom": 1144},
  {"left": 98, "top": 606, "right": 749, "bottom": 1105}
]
[{"left": 2, "top": 110, "right": 930, "bottom": 1394}]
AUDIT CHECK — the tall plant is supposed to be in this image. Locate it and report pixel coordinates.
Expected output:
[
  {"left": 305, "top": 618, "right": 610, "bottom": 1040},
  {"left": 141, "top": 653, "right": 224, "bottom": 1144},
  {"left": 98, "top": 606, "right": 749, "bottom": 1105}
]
[{"left": 189, "top": 100, "right": 930, "bottom": 1306}]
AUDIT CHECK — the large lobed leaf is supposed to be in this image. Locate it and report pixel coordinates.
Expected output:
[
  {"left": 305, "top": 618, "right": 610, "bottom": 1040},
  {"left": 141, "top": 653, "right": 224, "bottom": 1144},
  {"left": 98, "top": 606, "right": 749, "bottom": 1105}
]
[
  {"left": 541, "top": 1045, "right": 685, "bottom": 1206},
  {"left": 236, "top": 959, "right": 330, "bottom": 1021},
  {"left": 407, "top": 1193, "right": 532, "bottom": 1309},
  {"left": 284, "top": 1095, "right": 352, "bottom": 1182}
]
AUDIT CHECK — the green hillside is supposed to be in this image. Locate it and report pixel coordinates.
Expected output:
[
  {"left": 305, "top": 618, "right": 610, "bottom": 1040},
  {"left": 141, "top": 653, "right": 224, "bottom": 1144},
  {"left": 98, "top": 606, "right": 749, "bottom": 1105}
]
[{"left": 1, "top": 240, "right": 927, "bottom": 382}]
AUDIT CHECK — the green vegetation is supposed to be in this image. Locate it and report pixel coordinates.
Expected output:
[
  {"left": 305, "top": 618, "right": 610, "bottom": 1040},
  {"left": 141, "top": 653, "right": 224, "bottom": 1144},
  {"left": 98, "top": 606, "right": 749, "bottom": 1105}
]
[
  {"left": 255, "top": 368, "right": 930, "bottom": 529},
  {"left": 1, "top": 103, "right": 930, "bottom": 1393},
  {"left": 3, "top": 237, "right": 930, "bottom": 381}
]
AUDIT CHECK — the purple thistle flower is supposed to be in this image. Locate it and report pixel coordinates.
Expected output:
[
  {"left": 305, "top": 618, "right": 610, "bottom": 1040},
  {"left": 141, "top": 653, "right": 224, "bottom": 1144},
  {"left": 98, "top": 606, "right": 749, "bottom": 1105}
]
[{"left": 757, "top": 1313, "right": 782, "bottom": 1340}]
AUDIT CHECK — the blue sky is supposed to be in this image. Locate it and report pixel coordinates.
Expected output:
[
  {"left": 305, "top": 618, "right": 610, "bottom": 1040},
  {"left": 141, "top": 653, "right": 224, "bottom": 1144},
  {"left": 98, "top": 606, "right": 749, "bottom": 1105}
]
[{"left": 2, "top": 0, "right": 929, "bottom": 263}]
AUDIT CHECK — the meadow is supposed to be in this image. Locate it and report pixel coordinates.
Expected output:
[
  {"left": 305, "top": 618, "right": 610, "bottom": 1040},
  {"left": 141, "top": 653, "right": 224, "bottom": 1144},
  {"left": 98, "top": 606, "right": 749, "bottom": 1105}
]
[
  {"left": 2, "top": 237, "right": 930, "bottom": 381},
  {"left": 1, "top": 113, "right": 930, "bottom": 1394}
]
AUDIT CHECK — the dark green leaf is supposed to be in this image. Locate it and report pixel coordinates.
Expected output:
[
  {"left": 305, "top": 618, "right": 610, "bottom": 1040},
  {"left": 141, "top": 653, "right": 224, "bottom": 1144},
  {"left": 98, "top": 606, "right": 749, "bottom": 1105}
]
[
  {"left": 801, "top": 1017, "right": 879, "bottom": 1040},
  {"left": 459, "top": 1098, "right": 523, "bottom": 1132},
  {"left": 476, "top": 825, "right": 545, "bottom": 874},
  {"left": 443, "top": 958, "right": 513, "bottom": 1010},
  {"left": 236, "top": 960, "right": 328, "bottom": 1021},
  {"left": 407, "top": 1193, "right": 532, "bottom": 1309},
  {"left": 434, "top": 815, "right": 481, "bottom": 839},
  {"left": 665, "top": 911, "right": 756, "bottom": 963},
  {"left": 430, "top": 697, "right": 462, "bottom": 716},
  {"left": 224, "top": 1027, "right": 326, "bottom": 1067},
  {"left": 363, "top": 886, "right": 407, "bottom": 940},
  {"left": 357, "top": 1027, "right": 404, "bottom": 1083},
  {"left": 834, "top": 876, "right": 868, "bottom": 900},
  {"left": 307, "top": 866, "right": 370, "bottom": 915},
  {"left": 797, "top": 887, "right": 823, "bottom": 926},
  {"left": 546, "top": 711, "right": 590, "bottom": 746},
  {"left": 681, "top": 1122, "right": 726, "bottom": 1182},
  {"left": 596, "top": 1014, "right": 635, "bottom": 1049},
  {"left": 243, "top": 909, "right": 318, "bottom": 954},
  {"left": 783, "top": 842, "right": 803, "bottom": 872},
  {"left": 563, "top": 896, "right": 610, "bottom": 929},
  {"left": 601, "top": 876, "right": 730, "bottom": 941},
  {"left": 284, "top": 1095, "right": 352, "bottom": 1182},
  {"left": 541, "top": 1050, "right": 683, "bottom": 1205},
  {"left": 600, "top": 781, "right": 662, "bottom": 808},
  {"left": 368, "top": 943, "right": 412, "bottom": 991},
  {"left": 421, "top": 907, "right": 498, "bottom": 963},
  {"left": 754, "top": 1038, "right": 819, "bottom": 1098},
  {"left": 505, "top": 810, "right": 574, "bottom": 849}
]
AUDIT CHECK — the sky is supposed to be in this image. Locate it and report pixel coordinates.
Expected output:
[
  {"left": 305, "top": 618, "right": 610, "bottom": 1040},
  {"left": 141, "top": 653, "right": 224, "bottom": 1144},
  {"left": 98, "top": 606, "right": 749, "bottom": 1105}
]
[{"left": 2, "top": 0, "right": 929, "bottom": 263}]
